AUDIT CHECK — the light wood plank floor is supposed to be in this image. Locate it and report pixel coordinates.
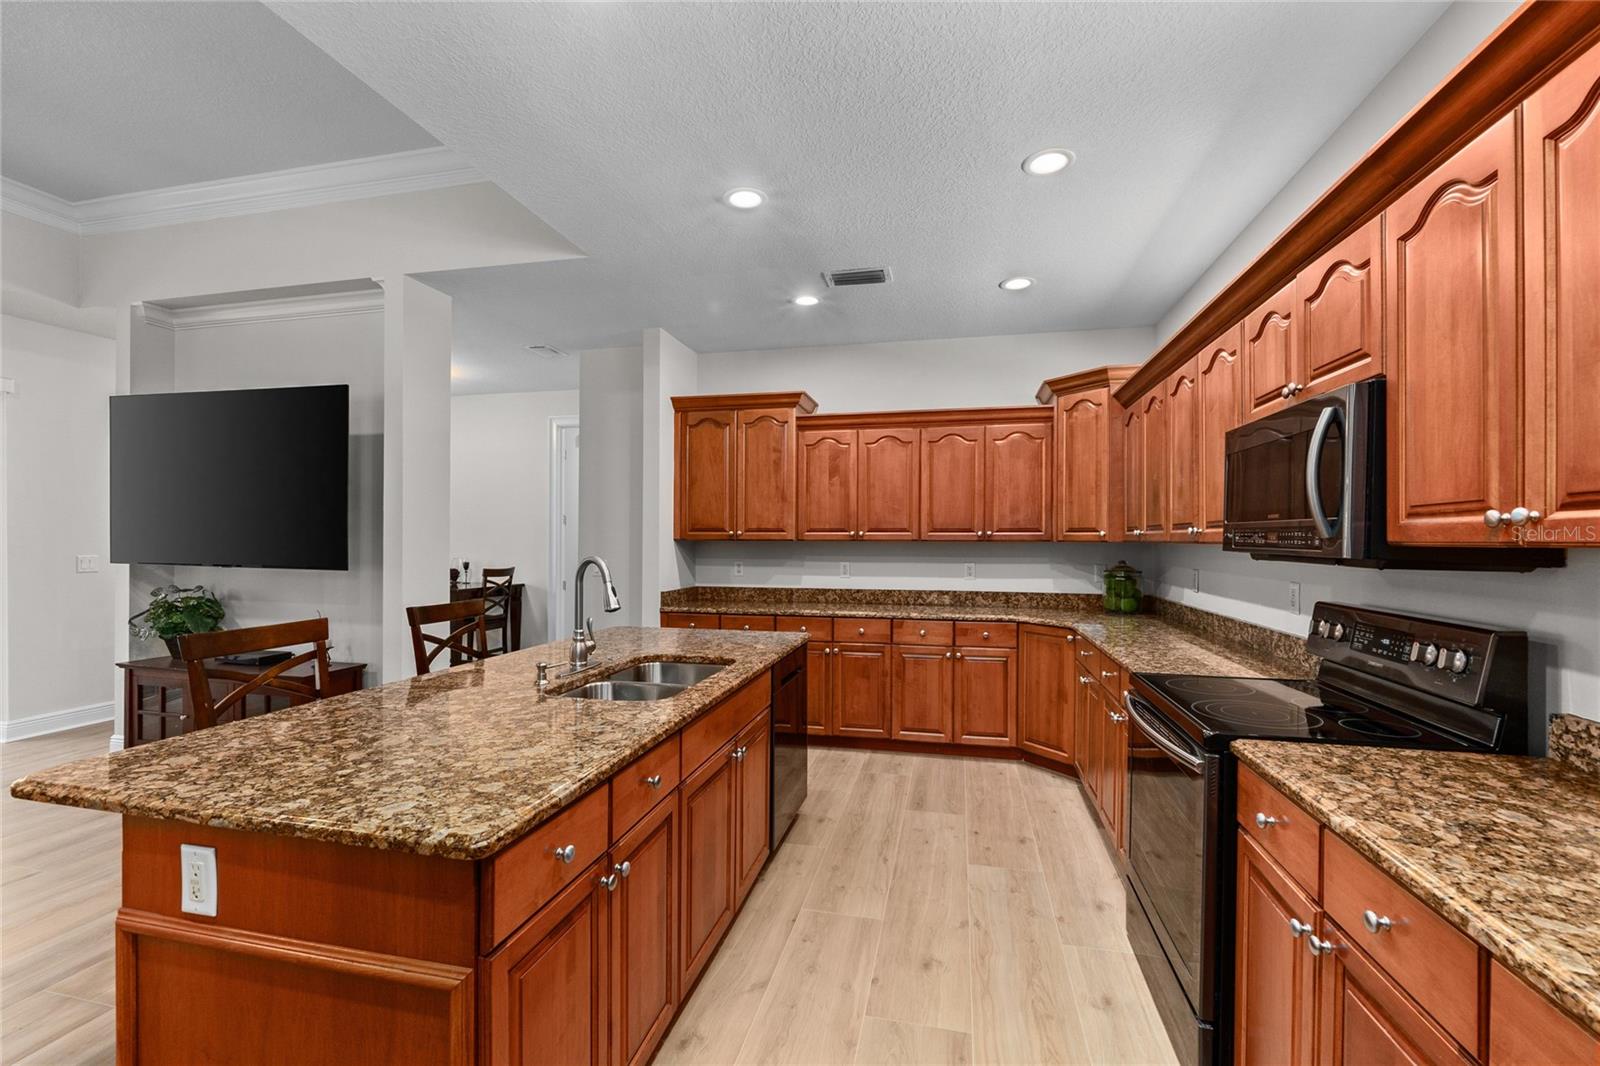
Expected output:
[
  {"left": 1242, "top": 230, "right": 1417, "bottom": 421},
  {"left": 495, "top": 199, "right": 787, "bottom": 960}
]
[{"left": 0, "top": 731, "right": 1177, "bottom": 1065}]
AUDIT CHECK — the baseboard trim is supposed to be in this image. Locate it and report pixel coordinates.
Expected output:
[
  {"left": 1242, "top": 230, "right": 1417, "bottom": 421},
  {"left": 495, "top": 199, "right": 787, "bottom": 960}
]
[{"left": 0, "top": 701, "right": 115, "bottom": 742}]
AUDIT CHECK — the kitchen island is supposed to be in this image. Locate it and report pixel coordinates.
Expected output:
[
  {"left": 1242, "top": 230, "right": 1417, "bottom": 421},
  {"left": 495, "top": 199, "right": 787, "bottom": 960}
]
[{"left": 10, "top": 626, "right": 807, "bottom": 1066}]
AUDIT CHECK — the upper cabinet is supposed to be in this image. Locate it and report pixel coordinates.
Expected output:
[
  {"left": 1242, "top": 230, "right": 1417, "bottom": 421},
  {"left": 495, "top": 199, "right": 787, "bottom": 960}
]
[
  {"left": 1385, "top": 113, "right": 1520, "bottom": 546},
  {"left": 796, "top": 427, "right": 856, "bottom": 539},
  {"left": 1121, "top": 403, "right": 1146, "bottom": 540},
  {"left": 919, "top": 423, "right": 986, "bottom": 539},
  {"left": 919, "top": 410, "right": 1053, "bottom": 542},
  {"left": 1039, "top": 367, "right": 1138, "bottom": 543},
  {"left": 1296, "top": 218, "right": 1383, "bottom": 398},
  {"left": 673, "top": 393, "right": 816, "bottom": 541},
  {"left": 1197, "top": 325, "right": 1244, "bottom": 542},
  {"left": 984, "top": 421, "right": 1051, "bottom": 540},
  {"left": 858, "top": 428, "right": 921, "bottom": 538},
  {"left": 797, "top": 423, "right": 919, "bottom": 540},
  {"left": 1140, "top": 390, "right": 1168, "bottom": 541},
  {"left": 1523, "top": 39, "right": 1600, "bottom": 543},
  {"left": 1165, "top": 357, "right": 1201, "bottom": 542},
  {"left": 1243, "top": 280, "right": 1299, "bottom": 418}
]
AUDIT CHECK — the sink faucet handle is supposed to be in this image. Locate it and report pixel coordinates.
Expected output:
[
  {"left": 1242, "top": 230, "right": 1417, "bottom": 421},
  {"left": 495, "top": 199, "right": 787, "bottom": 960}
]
[{"left": 584, "top": 616, "right": 597, "bottom": 653}]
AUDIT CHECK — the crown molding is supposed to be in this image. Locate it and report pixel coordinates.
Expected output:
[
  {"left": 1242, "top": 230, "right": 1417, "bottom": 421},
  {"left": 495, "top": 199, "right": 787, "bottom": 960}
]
[
  {"left": 140, "top": 289, "right": 384, "bottom": 331},
  {"left": 2, "top": 146, "right": 482, "bottom": 236}
]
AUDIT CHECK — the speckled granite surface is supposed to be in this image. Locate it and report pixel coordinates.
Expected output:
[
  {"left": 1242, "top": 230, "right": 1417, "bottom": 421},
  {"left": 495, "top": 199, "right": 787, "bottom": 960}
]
[
  {"left": 1550, "top": 714, "right": 1600, "bottom": 774},
  {"left": 10, "top": 628, "right": 805, "bottom": 861},
  {"left": 661, "top": 587, "right": 1318, "bottom": 679},
  {"left": 1234, "top": 740, "right": 1600, "bottom": 1036}
]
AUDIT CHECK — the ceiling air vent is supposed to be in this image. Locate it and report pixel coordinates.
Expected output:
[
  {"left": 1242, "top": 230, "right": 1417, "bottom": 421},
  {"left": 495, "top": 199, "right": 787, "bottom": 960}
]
[
  {"left": 823, "top": 266, "right": 893, "bottom": 288},
  {"left": 527, "top": 344, "right": 573, "bottom": 359}
]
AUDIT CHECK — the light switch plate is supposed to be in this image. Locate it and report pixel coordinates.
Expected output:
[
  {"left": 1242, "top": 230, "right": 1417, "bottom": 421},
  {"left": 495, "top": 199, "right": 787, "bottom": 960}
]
[
  {"left": 180, "top": 844, "right": 217, "bottom": 917},
  {"left": 839, "top": 561, "right": 850, "bottom": 578},
  {"left": 75, "top": 554, "right": 100, "bottom": 573},
  {"left": 734, "top": 561, "right": 744, "bottom": 577},
  {"left": 964, "top": 562, "right": 976, "bottom": 580}
]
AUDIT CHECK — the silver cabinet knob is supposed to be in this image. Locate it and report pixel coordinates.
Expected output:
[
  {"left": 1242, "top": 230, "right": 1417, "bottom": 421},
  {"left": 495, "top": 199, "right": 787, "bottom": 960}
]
[
  {"left": 644, "top": 774, "right": 663, "bottom": 789},
  {"left": 1102, "top": 669, "right": 1115, "bottom": 679},
  {"left": 1280, "top": 385, "right": 1291, "bottom": 398},
  {"left": 1066, "top": 635, "right": 1075, "bottom": 642},
  {"left": 1288, "top": 918, "right": 1312, "bottom": 939},
  {"left": 599, "top": 872, "right": 619, "bottom": 891},
  {"left": 1362, "top": 909, "right": 1393, "bottom": 934},
  {"left": 1080, "top": 649, "right": 1093, "bottom": 658},
  {"left": 945, "top": 651, "right": 953, "bottom": 659},
  {"left": 688, "top": 622, "right": 697, "bottom": 628},
  {"left": 981, "top": 630, "right": 990, "bottom": 640},
  {"left": 1506, "top": 507, "right": 1543, "bottom": 526},
  {"left": 731, "top": 745, "right": 748, "bottom": 762},
  {"left": 1308, "top": 935, "right": 1337, "bottom": 957},
  {"left": 857, "top": 627, "right": 866, "bottom": 635},
  {"left": 1098, "top": 530, "right": 1107, "bottom": 539},
  {"left": 553, "top": 844, "right": 577, "bottom": 864},
  {"left": 736, "top": 530, "right": 743, "bottom": 537},
  {"left": 1254, "top": 813, "right": 1281, "bottom": 829},
  {"left": 1484, "top": 509, "right": 1505, "bottom": 528},
  {"left": 615, "top": 860, "right": 632, "bottom": 879},
  {"left": 742, "top": 624, "right": 751, "bottom": 630},
  {"left": 1079, "top": 675, "right": 1091, "bottom": 685},
  {"left": 919, "top": 628, "right": 927, "bottom": 637},
  {"left": 727, "top": 529, "right": 735, "bottom": 536},
  {"left": 955, "top": 652, "right": 963, "bottom": 660}
]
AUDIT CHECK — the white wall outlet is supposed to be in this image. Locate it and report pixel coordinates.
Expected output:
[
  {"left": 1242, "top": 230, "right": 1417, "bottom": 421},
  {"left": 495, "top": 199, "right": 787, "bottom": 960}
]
[
  {"left": 1191, "top": 568, "right": 1201, "bottom": 593},
  {"left": 733, "top": 561, "right": 744, "bottom": 577},
  {"left": 839, "top": 561, "right": 850, "bottom": 578},
  {"left": 964, "top": 562, "right": 976, "bottom": 580},
  {"left": 1289, "top": 581, "right": 1302, "bottom": 614},
  {"left": 75, "top": 554, "right": 100, "bottom": 573},
  {"left": 180, "top": 844, "right": 217, "bottom": 917}
]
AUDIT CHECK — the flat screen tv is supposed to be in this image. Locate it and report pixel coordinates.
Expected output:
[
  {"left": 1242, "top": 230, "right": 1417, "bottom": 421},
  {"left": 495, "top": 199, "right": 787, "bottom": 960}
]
[{"left": 111, "top": 384, "right": 349, "bottom": 570}]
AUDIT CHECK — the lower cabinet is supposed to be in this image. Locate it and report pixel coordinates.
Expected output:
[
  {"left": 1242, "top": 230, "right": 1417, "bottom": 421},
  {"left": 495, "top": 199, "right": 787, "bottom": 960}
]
[
  {"left": 733, "top": 714, "right": 771, "bottom": 905},
  {"left": 679, "top": 747, "right": 737, "bottom": 990},
  {"left": 805, "top": 644, "right": 831, "bottom": 733},
  {"left": 832, "top": 642, "right": 892, "bottom": 737},
  {"left": 1234, "top": 833, "right": 1317, "bottom": 1066},
  {"left": 1019, "top": 626, "right": 1075, "bottom": 762},
  {"left": 891, "top": 645, "right": 954, "bottom": 741},
  {"left": 952, "top": 646, "right": 1016, "bottom": 746},
  {"left": 610, "top": 800, "right": 679, "bottom": 1066},
  {"left": 1317, "top": 917, "right": 1473, "bottom": 1066}
]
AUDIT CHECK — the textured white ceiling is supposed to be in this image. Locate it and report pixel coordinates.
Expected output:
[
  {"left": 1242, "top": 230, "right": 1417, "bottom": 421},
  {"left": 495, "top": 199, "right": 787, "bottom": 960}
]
[
  {"left": 0, "top": 1, "right": 437, "bottom": 201},
  {"left": 275, "top": 0, "right": 1450, "bottom": 365}
]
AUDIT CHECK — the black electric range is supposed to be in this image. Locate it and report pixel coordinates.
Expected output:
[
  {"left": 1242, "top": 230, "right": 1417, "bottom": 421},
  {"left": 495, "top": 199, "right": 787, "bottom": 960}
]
[{"left": 1120, "top": 603, "right": 1531, "bottom": 1066}]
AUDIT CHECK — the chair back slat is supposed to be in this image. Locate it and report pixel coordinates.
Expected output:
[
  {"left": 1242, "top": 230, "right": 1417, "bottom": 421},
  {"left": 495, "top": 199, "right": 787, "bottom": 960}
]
[
  {"left": 407, "top": 599, "right": 491, "bottom": 675},
  {"left": 177, "top": 618, "right": 333, "bottom": 732}
]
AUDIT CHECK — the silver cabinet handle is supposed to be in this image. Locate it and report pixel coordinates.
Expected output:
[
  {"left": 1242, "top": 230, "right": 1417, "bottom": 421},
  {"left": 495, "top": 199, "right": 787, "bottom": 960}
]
[
  {"left": 1254, "top": 813, "right": 1281, "bottom": 829},
  {"left": 1362, "top": 909, "right": 1393, "bottom": 934},
  {"left": 1288, "top": 918, "right": 1313, "bottom": 939},
  {"left": 1080, "top": 649, "right": 1093, "bottom": 658},
  {"left": 1280, "top": 385, "right": 1291, "bottom": 398},
  {"left": 599, "top": 872, "right": 619, "bottom": 891},
  {"left": 1102, "top": 669, "right": 1115, "bottom": 678},
  {"left": 1066, "top": 635, "right": 1076, "bottom": 643},
  {"left": 644, "top": 774, "right": 663, "bottom": 789},
  {"left": 1079, "top": 675, "right": 1091, "bottom": 685},
  {"left": 736, "top": 530, "right": 743, "bottom": 537},
  {"left": 1308, "top": 935, "right": 1338, "bottom": 957},
  {"left": 727, "top": 530, "right": 734, "bottom": 537},
  {"left": 553, "top": 844, "right": 576, "bottom": 863},
  {"left": 731, "top": 745, "right": 747, "bottom": 761},
  {"left": 615, "top": 860, "right": 631, "bottom": 879}
]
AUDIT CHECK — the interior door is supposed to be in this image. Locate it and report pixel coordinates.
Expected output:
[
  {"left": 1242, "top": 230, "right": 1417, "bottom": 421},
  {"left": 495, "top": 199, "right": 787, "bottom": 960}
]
[
  {"left": 984, "top": 422, "right": 1051, "bottom": 539},
  {"left": 735, "top": 407, "right": 798, "bottom": 539},
  {"left": 676, "top": 409, "right": 736, "bottom": 539},
  {"left": 1057, "top": 390, "right": 1111, "bottom": 541},
  {"left": 857, "top": 427, "right": 919, "bottom": 539},
  {"left": 1198, "top": 326, "right": 1243, "bottom": 542},
  {"left": 797, "top": 428, "right": 857, "bottom": 539},
  {"left": 919, "top": 424, "right": 984, "bottom": 539}
]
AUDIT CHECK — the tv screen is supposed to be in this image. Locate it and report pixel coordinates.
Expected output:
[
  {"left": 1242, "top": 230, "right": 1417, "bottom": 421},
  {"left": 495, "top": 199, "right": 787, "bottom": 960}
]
[{"left": 110, "top": 384, "right": 349, "bottom": 570}]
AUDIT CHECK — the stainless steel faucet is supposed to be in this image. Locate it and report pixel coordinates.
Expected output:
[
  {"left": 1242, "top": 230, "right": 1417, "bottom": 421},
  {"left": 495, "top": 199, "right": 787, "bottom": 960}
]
[{"left": 570, "top": 556, "right": 622, "bottom": 669}]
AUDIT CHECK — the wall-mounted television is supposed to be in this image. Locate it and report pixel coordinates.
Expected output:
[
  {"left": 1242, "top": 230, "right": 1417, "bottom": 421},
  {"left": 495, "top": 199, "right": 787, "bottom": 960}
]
[{"left": 111, "top": 384, "right": 350, "bottom": 570}]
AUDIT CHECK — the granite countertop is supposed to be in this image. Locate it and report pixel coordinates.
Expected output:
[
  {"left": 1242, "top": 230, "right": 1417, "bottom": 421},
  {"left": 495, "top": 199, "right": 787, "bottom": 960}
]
[
  {"left": 1234, "top": 740, "right": 1600, "bottom": 1036},
  {"left": 666, "top": 594, "right": 1314, "bottom": 679},
  {"left": 9, "top": 627, "right": 806, "bottom": 861}
]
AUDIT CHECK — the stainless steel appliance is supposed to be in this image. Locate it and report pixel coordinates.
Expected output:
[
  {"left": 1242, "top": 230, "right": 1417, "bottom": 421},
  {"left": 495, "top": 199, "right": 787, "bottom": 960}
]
[
  {"left": 770, "top": 647, "right": 808, "bottom": 847},
  {"left": 1222, "top": 377, "right": 1562, "bottom": 569},
  {"left": 1121, "top": 602, "right": 1531, "bottom": 1066}
]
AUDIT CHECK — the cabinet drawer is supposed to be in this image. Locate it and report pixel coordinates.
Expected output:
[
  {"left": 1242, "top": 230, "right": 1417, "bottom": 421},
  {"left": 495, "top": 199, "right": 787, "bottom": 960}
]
[
  {"left": 1323, "top": 833, "right": 1481, "bottom": 1051},
  {"left": 720, "top": 614, "right": 776, "bottom": 632},
  {"left": 1237, "top": 764, "right": 1320, "bottom": 898},
  {"left": 661, "top": 611, "right": 716, "bottom": 629},
  {"left": 954, "top": 621, "right": 1017, "bottom": 648},
  {"left": 893, "top": 619, "right": 953, "bottom": 645},
  {"left": 611, "top": 733, "right": 681, "bottom": 839},
  {"left": 481, "top": 785, "right": 610, "bottom": 952},
  {"left": 834, "top": 618, "right": 892, "bottom": 644},
  {"left": 682, "top": 674, "right": 770, "bottom": 774},
  {"left": 775, "top": 615, "right": 832, "bottom": 642}
]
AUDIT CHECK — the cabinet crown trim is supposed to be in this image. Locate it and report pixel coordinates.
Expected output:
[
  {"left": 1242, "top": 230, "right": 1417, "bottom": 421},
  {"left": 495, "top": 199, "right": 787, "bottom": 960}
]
[
  {"left": 1034, "top": 364, "right": 1141, "bottom": 404},
  {"left": 672, "top": 391, "right": 817, "bottom": 413}
]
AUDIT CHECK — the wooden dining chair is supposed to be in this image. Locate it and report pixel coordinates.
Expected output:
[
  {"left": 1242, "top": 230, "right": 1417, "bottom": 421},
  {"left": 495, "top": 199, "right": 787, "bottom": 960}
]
[
  {"left": 407, "top": 598, "right": 491, "bottom": 675},
  {"left": 481, "top": 566, "right": 516, "bottom": 655},
  {"left": 176, "top": 618, "right": 333, "bottom": 733}
]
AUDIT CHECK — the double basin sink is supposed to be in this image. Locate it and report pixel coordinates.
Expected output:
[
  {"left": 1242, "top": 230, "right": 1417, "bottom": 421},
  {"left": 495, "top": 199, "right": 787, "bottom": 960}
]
[{"left": 563, "top": 660, "right": 725, "bottom": 702}]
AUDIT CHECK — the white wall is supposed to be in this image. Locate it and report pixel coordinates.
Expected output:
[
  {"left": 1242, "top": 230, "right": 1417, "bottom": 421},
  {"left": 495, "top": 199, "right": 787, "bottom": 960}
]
[
  {"left": 164, "top": 298, "right": 386, "bottom": 679},
  {"left": 697, "top": 327, "right": 1155, "bottom": 413},
  {"left": 1156, "top": 1, "right": 1516, "bottom": 340},
  {"left": 450, "top": 389, "right": 579, "bottom": 642},
  {"left": 578, "top": 347, "right": 644, "bottom": 628},
  {"left": 0, "top": 314, "right": 118, "bottom": 738},
  {"left": 641, "top": 329, "right": 698, "bottom": 624}
]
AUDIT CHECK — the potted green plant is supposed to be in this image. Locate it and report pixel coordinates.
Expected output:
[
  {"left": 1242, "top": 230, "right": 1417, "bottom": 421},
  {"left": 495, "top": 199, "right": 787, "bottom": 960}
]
[{"left": 129, "top": 585, "right": 226, "bottom": 658}]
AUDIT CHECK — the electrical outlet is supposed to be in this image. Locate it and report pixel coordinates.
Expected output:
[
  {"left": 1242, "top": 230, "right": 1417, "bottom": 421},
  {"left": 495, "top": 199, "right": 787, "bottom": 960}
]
[
  {"left": 1093, "top": 564, "right": 1105, "bottom": 583},
  {"left": 75, "top": 554, "right": 100, "bottom": 573},
  {"left": 180, "top": 844, "right": 217, "bottom": 917},
  {"left": 1191, "top": 568, "right": 1200, "bottom": 593},
  {"left": 1289, "top": 581, "right": 1302, "bottom": 614},
  {"left": 964, "top": 562, "right": 976, "bottom": 580},
  {"left": 839, "top": 561, "right": 850, "bottom": 578},
  {"left": 734, "top": 561, "right": 744, "bottom": 577}
]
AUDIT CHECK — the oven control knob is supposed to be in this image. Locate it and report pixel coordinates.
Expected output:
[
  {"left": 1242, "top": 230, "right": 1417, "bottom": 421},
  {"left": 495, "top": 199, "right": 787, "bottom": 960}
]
[
  {"left": 1331, "top": 623, "right": 1345, "bottom": 641},
  {"left": 1448, "top": 649, "right": 1469, "bottom": 674},
  {"left": 1316, "top": 620, "right": 1330, "bottom": 638},
  {"left": 1422, "top": 643, "right": 1439, "bottom": 666}
]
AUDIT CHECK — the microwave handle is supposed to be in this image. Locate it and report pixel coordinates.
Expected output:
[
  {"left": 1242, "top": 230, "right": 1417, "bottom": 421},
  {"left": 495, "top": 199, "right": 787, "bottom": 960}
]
[{"left": 1306, "top": 404, "right": 1343, "bottom": 540}]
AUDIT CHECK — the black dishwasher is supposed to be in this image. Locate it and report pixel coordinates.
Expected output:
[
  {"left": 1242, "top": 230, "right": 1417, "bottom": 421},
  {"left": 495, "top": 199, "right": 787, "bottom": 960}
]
[{"left": 769, "top": 648, "right": 809, "bottom": 848}]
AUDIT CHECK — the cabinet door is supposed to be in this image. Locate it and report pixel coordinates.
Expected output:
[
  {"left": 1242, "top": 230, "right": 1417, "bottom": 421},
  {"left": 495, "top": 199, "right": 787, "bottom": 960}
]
[
  {"left": 1316, "top": 918, "right": 1474, "bottom": 1066},
  {"left": 733, "top": 714, "right": 771, "bottom": 905},
  {"left": 484, "top": 864, "right": 609, "bottom": 1066},
  {"left": 832, "top": 643, "right": 891, "bottom": 737},
  {"left": 985, "top": 422, "right": 1052, "bottom": 540},
  {"left": 679, "top": 747, "right": 736, "bottom": 990},
  {"left": 919, "top": 424, "right": 985, "bottom": 539},
  {"left": 953, "top": 647, "right": 1017, "bottom": 747},
  {"left": 676, "top": 409, "right": 736, "bottom": 540},
  {"left": 1386, "top": 112, "right": 1520, "bottom": 546},
  {"left": 1524, "top": 42, "right": 1600, "bottom": 541},
  {"left": 1140, "top": 392, "right": 1169, "bottom": 541},
  {"left": 1297, "top": 217, "right": 1382, "bottom": 398},
  {"left": 858, "top": 427, "right": 920, "bottom": 539},
  {"left": 1165, "top": 358, "right": 1201, "bottom": 541},
  {"left": 735, "top": 407, "right": 799, "bottom": 539},
  {"left": 1057, "top": 389, "right": 1112, "bottom": 541},
  {"left": 1018, "top": 626, "right": 1073, "bottom": 761},
  {"left": 891, "top": 646, "right": 953, "bottom": 742},
  {"left": 1198, "top": 325, "right": 1244, "bottom": 542},
  {"left": 1121, "top": 405, "right": 1146, "bottom": 538},
  {"left": 610, "top": 799, "right": 678, "bottom": 1066},
  {"left": 804, "top": 645, "right": 831, "bottom": 735},
  {"left": 1077, "top": 669, "right": 1103, "bottom": 803},
  {"left": 796, "top": 428, "right": 856, "bottom": 540},
  {"left": 1235, "top": 833, "right": 1317, "bottom": 1066},
  {"left": 1104, "top": 685, "right": 1129, "bottom": 852},
  {"left": 1244, "top": 280, "right": 1299, "bottom": 418}
]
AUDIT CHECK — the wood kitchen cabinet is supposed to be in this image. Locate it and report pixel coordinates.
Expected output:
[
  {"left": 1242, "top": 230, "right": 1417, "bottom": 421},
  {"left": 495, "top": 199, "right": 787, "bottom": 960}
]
[
  {"left": 1019, "top": 625, "right": 1075, "bottom": 762},
  {"left": 1197, "top": 325, "right": 1244, "bottom": 541},
  {"left": 859, "top": 428, "right": 920, "bottom": 538},
  {"left": 984, "top": 421, "right": 1051, "bottom": 539},
  {"left": 672, "top": 393, "right": 817, "bottom": 541},
  {"left": 1295, "top": 217, "right": 1383, "bottom": 399},
  {"left": 679, "top": 746, "right": 737, "bottom": 990},
  {"left": 796, "top": 424, "right": 920, "bottom": 540},
  {"left": 1234, "top": 833, "right": 1318, "bottom": 1066},
  {"left": 1121, "top": 404, "right": 1146, "bottom": 539},
  {"left": 1385, "top": 112, "right": 1520, "bottom": 546},
  {"left": 1317, "top": 916, "right": 1474, "bottom": 1066},
  {"left": 1244, "top": 280, "right": 1299, "bottom": 419},
  {"left": 919, "top": 412, "right": 1053, "bottom": 541},
  {"left": 891, "top": 645, "right": 953, "bottom": 741},
  {"left": 732, "top": 713, "right": 771, "bottom": 906},
  {"left": 1039, "top": 367, "right": 1139, "bottom": 543},
  {"left": 804, "top": 645, "right": 831, "bottom": 734},
  {"left": 609, "top": 799, "right": 678, "bottom": 1066},
  {"left": 832, "top": 642, "right": 892, "bottom": 737},
  {"left": 952, "top": 645, "right": 1017, "bottom": 746},
  {"left": 1165, "top": 357, "right": 1201, "bottom": 542},
  {"left": 796, "top": 427, "right": 856, "bottom": 539},
  {"left": 920, "top": 423, "right": 985, "bottom": 539},
  {"left": 1140, "top": 390, "right": 1168, "bottom": 542}
]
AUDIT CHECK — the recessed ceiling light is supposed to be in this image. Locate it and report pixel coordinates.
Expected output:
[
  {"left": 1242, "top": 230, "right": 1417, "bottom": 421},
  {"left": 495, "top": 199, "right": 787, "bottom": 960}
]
[
  {"left": 723, "top": 187, "right": 765, "bottom": 209},
  {"left": 793, "top": 294, "right": 819, "bottom": 307},
  {"left": 999, "top": 276, "right": 1035, "bottom": 292},
  {"left": 1021, "top": 148, "right": 1074, "bottom": 176}
]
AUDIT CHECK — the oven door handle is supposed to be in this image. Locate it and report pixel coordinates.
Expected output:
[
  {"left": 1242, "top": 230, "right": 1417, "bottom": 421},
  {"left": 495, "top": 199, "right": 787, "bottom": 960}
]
[
  {"left": 1305, "top": 404, "right": 1343, "bottom": 540},
  {"left": 1123, "top": 692, "right": 1206, "bottom": 771}
]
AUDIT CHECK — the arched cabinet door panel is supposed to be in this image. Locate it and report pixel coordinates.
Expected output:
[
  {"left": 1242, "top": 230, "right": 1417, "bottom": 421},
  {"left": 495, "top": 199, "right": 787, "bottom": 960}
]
[
  {"left": 675, "top": 410, "right": 737, "bottom": 540},
  {"left": 1244, "top": 280, "right": 1298, "bottom": 419},
  {"left": 796, "top": 429, "right": 857, "bottom": 539},
  {"left": 1140, "top": 392, "right": 1169, "bottom": 540},
  {"left": 857, "top": 427, "right": 920, "bottom": 539},
  {"left": 919, "top": 424, "right": 984, "bottom": 540},
  {"left": 1056, "top": 390, "right": 1109, "bottom": 540},
  {"left": 1198, "top": 326, "right": 1244, "bottom": 542},
  {"left": 1297, "top": 218, "right": 1383, "bottom": 398},
  {"left": 984, "top": 421, "right": 1051, "bottom": 540},
  {"left": 736, "top": 408, "right": 799, "bottom": 539},
  {"left": 1165, "top": 359, "right": 1200, "bottom": 539}
]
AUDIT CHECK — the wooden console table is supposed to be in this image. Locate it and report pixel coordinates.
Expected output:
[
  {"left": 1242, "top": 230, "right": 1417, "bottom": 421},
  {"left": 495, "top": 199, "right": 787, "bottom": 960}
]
[{"left": 117, "top": 656, "right": 367, "bottom": 748}]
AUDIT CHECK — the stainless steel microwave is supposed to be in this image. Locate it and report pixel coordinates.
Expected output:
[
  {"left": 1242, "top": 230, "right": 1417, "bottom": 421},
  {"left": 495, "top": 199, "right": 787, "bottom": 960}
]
[{"left": 1222, "top": 377, "right": 1561, "bottom": 570}]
